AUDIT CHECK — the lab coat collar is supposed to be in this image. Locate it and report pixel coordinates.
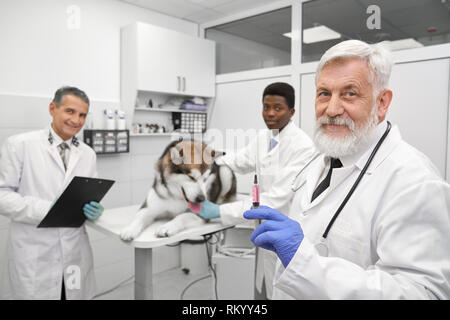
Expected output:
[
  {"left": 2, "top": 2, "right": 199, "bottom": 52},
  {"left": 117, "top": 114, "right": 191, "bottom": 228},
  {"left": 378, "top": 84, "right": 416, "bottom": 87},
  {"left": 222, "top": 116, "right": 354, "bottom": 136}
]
[
  {"left": 270, "top": 120, "right": 294, "bottom": 142},
  {"left": 301, "top": 154, "right": 327, "bottom": 211},
  {"left": 360, "top": 122, "right": 402, "bottom": 174},
  {"left": 336, "top": 120, "right": 398, "bottom": 175},
  {"left": 338, "top": 120, "right": 387, "bottom": 168},
  {"left": 302, "top": 121, "right": 400, "bottom": 210},
  {"left": 44, "top": 125, "right": 82, "bottom": 176},
  {"left": 48, "top": 124, "right": 80, "bottom": 148}
]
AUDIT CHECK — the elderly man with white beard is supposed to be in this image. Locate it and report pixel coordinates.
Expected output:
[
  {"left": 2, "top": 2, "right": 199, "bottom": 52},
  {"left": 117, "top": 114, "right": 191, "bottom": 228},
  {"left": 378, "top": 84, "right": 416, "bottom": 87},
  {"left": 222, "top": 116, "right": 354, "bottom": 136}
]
[{"left": 244, "top": 40, "right": 450, "bottom": 299}]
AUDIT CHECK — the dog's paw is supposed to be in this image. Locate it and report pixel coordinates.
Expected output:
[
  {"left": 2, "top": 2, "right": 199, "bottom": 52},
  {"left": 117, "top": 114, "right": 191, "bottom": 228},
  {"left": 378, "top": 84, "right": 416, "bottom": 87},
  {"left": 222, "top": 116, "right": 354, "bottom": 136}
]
[
  {"left": 120, "top": 224, "right": 142, "bottom": 241},
  {"left": 155, "top": 221, "right": 181, "bottom": 238}
]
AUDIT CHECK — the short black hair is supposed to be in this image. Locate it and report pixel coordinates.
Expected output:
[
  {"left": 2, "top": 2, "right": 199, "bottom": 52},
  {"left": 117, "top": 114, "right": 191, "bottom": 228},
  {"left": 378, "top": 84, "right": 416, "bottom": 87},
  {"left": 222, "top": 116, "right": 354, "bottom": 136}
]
[
  {"left": 262, "top": 82, "right": 295, "bottom": 109},
  {"left": 52, "top": 86, "right": 90, "bottom": 107}
]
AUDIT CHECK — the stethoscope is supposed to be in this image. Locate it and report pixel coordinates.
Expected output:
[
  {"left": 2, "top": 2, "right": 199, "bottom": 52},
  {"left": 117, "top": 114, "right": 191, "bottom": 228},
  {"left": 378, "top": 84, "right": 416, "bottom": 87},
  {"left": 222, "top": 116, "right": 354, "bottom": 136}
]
[{"left": 291, "top": 121, "right": 392, "bottom": 256}]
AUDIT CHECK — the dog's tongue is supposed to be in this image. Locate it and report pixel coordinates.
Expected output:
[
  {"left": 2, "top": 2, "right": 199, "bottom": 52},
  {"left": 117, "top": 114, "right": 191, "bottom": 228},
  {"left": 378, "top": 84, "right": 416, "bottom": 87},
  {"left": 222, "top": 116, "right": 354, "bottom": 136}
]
[{"left": 188, "top": 201, "right": 202, "bottom": 214}]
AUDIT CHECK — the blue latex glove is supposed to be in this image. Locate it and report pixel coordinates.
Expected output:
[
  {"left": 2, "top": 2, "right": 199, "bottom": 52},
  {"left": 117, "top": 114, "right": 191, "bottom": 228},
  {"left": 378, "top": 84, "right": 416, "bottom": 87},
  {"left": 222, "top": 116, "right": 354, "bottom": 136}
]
[
  {"left": 244, "top": 206, "right": 304, "bottom": 268},
  {"left": 187, "top": 200, "right": 220, "bottom": 219},
  {"left": 83, "top": 201, "right": 104, "bottom": 221}
]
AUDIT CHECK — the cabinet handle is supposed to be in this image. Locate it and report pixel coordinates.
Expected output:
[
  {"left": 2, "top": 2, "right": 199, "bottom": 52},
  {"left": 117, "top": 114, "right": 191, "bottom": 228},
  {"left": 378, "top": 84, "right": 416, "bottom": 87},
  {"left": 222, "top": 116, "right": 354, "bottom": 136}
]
[
  {"left": 183, "top": 77, "right": 186, "bottom": 92},
  {"left": 177, "top": 76, "right": 181, "bottom": 91}
]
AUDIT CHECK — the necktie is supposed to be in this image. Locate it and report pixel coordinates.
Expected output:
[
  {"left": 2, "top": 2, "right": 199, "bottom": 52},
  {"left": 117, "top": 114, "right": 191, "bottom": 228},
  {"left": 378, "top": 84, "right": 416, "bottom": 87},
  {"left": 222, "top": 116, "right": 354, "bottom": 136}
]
[
  {"left": 311, "top": 158, "right": 343, "bottom": 202},
  {"left": 58, "top": 142, "right": 69, "bottom": 171},
  {"left": 269, "top": 138, "right": 278, "bottom": 151}
]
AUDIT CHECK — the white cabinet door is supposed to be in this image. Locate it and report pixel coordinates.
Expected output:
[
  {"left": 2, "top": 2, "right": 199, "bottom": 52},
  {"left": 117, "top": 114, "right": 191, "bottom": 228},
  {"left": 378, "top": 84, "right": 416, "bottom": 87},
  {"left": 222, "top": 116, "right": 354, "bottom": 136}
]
[
  {"left": 136, "top": 23, "right": 180, "bottom": 94},
  {"left": 179, "top": 35, "right": 216, "bottom": 97},
  {"left": 135, "top": 22, "right": 215, "bottom": 97}
]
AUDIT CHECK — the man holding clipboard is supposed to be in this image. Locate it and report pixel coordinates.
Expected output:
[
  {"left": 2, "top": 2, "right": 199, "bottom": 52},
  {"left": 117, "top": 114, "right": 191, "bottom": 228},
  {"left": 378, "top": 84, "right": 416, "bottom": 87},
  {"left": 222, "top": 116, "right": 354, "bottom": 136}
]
[{"left": 0, "top": 87, "right": 106, "bottom": 300}]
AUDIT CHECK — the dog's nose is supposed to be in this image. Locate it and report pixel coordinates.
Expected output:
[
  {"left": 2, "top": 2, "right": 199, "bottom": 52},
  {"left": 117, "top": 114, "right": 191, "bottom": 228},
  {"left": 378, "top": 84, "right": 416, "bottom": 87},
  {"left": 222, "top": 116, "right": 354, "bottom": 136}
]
[{"left": 195, "top": 195, "right": 205, "bottom": 203}]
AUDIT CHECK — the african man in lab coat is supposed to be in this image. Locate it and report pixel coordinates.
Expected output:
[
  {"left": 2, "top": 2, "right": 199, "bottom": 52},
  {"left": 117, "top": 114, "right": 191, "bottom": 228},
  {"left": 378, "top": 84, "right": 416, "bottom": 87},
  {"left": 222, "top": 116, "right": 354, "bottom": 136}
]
[
  {"left": 0, "top": 86, "right": 104, "bottom": 299},
  {"left": 189, "top": 82, "right": 317, "bottom": 299},
  {"left": 245, "top": 40, "right": 450, "bottom": 299}
]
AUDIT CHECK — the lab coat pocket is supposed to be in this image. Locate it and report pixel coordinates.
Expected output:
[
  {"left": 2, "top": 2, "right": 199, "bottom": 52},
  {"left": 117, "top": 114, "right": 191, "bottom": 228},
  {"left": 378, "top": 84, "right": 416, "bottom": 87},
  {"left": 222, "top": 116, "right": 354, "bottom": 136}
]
[{"left": 329, "top": 232, "right": 367, "bottom": 267}]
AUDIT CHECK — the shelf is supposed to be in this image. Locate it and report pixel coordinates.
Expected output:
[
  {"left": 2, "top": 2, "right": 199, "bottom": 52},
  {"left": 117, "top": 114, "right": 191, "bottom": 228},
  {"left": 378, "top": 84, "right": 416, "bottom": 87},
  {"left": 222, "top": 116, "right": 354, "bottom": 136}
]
[
  {"left": 130, "top": 132, "right": 173, "bottom": 137},
  {"left": 130, "top": 132, "right": 203, "bottom": 137},
  {"left": 134, "top": 107, "right": 207, "bottom": 114}
]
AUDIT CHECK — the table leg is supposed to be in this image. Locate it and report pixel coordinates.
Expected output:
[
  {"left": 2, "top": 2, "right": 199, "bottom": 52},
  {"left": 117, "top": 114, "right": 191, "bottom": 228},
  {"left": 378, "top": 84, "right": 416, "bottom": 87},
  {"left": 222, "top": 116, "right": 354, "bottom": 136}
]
[{"left": 134, "top": 247, "right": 153, "bottom": 300}]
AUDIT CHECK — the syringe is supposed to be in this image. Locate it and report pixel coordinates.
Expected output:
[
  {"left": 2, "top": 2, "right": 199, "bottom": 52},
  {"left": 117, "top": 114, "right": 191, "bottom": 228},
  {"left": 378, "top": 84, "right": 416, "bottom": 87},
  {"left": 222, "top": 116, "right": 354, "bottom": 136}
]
[{"left": 252, "top": 174, "right": 260, "bottom": 209}]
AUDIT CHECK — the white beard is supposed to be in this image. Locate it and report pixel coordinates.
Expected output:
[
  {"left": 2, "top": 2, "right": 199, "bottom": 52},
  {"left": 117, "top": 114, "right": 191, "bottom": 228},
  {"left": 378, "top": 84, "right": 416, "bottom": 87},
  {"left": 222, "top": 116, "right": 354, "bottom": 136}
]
[{"left": 314, "top": 105, "right": 379, "bottom": 158}]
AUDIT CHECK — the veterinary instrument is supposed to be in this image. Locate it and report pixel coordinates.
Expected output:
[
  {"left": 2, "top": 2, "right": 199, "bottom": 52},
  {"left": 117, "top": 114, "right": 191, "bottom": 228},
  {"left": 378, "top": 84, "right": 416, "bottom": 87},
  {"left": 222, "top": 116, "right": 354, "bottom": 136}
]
[{"left": 252, "top": 174, "right": 260, "bottom": 209}]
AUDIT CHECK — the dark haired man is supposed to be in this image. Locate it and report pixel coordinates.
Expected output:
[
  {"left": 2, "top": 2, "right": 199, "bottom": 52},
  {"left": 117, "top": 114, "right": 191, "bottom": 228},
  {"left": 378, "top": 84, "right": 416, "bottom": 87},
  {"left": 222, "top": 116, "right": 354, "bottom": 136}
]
[
  {"left": 0, "top": 86, "right": 104, "bottom": 299},
  {"left": 188, "top": 82, "right": 317, "bottom": 299}
]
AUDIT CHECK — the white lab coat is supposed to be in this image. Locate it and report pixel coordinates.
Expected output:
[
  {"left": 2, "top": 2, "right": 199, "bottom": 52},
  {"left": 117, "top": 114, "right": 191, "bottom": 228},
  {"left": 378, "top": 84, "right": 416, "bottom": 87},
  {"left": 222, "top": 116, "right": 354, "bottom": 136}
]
[
  {"left": 272, "top": 122, "right": 450, "bottom": 299},
  {"left": 216, "top": 121, "right": 317, "bottom": 299},
  {"left": 0, "top": 127, "right": 98, "bottom": 299}
]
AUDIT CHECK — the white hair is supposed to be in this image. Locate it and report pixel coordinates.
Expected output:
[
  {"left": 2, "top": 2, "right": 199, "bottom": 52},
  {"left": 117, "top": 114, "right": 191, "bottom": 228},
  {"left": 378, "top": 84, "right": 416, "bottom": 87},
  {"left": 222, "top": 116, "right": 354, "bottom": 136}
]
[{"left": 315, "top": 40, "right": 393, "bottom": 95}]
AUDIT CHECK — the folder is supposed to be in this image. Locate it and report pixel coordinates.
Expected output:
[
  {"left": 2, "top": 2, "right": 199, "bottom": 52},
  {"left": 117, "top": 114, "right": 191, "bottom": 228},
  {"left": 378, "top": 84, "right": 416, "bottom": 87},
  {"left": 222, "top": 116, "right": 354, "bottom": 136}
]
[{"left": 37, "top": 176, "right": 115, "bottom": 228}]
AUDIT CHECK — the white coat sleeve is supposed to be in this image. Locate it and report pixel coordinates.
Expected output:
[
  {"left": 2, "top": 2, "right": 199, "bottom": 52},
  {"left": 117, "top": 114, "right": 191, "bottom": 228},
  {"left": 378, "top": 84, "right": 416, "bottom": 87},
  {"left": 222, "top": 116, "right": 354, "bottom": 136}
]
[
  {"left": 0, "top": 139, "right": 51, "bottom": 225},
  {"left": 273, "top": 180, "right": 450, "bottom": 299},
  {"left": 219, "top": 141, "right": 317, "bottom": 225},
  {"left": 215, "top": 138, "right": 256, "bottom": 175}
]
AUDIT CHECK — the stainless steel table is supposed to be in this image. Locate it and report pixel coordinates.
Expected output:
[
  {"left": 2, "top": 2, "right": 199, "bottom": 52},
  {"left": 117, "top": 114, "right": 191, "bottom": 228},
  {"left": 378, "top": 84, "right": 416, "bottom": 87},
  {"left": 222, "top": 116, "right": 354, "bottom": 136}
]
[{"left": 87, "top": 205, "right": 234, "bottom": 299}]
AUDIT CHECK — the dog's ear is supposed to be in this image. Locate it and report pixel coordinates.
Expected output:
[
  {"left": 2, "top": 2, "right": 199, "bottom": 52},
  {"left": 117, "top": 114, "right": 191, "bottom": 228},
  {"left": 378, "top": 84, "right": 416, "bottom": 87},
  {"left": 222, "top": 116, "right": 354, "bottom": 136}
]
[
  {"left": 170, "top": 146, "right": 184, "bottom": 165},
  {"left": 203, "top": 148, "right": 225, "bottom": 165},
  {"left": 211, "top": 150, "right": 225, "bottom": 158}
]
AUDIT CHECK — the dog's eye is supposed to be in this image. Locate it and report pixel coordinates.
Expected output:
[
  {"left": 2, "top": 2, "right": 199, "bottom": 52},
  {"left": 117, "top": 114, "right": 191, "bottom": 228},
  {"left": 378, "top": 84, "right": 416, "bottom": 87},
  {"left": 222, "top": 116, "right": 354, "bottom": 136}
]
[{"left": 188, "top": 176, "right": 196, "bottom": 181}]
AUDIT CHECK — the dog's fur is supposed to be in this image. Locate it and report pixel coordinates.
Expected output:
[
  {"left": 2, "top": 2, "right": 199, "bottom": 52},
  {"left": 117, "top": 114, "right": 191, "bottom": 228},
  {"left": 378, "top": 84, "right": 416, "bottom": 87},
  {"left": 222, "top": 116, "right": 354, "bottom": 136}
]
[{"left": 120, "top": 140, "right": 236, "bottom": 241}]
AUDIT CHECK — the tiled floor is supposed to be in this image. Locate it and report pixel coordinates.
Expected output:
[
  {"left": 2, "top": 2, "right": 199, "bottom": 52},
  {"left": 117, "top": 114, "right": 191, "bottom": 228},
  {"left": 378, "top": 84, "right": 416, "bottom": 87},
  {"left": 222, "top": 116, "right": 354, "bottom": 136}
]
[{"left": 94, "top": 267, "right": 214, "bottom": 300}]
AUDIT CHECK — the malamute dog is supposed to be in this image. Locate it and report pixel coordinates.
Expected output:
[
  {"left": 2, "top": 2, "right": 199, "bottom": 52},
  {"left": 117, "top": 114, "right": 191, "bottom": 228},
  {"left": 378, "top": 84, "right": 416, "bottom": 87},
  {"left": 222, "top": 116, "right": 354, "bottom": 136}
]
[{"left": 120, "top": 139, "right": 236, "bottom": 241}]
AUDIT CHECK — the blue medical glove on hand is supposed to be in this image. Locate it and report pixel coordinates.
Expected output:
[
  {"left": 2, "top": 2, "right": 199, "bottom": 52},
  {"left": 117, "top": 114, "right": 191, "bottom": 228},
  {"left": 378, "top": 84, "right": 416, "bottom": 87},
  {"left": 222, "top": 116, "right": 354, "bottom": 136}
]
[
  {"left": 83, "top": 201, "right": 104, "bottom": 221},
  {"left": 244, "top": 205, "right": 304, "bottom": 268},
  {"left": 187, "top": 200, "right": 220, "bottom": 219}
]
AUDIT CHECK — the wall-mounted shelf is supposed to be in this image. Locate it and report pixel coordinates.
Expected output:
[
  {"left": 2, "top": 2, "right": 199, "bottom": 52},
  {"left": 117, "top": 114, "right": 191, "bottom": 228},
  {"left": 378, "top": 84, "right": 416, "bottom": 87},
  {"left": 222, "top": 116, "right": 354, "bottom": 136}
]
[
  {"left": 130, "top": 132, "right": 173, "bottom": 137},
  {"left": 83, "top": 129, "right": 130, "bottom": 154},
  {"left": 121, "top": 21, "right": 215, "bottom": 130},
  {"left": 134, "top": 107, "right": 207, "bottom": 114}
]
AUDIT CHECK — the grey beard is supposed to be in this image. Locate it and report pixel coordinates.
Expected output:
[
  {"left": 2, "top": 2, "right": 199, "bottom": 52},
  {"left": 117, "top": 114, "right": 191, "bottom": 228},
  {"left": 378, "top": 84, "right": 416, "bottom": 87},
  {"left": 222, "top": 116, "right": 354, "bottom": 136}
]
[{"left": 313, "top": 106, "right": 379, "bottom": 158}]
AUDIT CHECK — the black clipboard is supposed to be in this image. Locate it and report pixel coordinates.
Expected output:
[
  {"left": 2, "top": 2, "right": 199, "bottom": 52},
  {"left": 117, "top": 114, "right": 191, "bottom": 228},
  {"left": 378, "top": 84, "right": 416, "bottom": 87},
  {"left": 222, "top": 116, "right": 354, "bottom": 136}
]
[{"left": 37, "top": 176, "right": 115, "bottom": 228}]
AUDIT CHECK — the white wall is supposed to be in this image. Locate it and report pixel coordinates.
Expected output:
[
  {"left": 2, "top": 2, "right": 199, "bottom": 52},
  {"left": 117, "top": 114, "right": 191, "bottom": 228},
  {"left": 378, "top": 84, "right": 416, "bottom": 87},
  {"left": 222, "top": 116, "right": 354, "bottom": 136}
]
[
  {"left": 0, "top": 0, "right": 197, "bottom": 100},
  {"left": 0, "top": 0, "right": 198, "bottom": 297}
]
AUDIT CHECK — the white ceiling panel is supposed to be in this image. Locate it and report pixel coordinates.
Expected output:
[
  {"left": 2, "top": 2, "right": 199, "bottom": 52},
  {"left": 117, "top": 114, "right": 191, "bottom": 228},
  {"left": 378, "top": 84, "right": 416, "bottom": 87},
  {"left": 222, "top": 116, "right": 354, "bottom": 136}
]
[
  {"left": 117, "top": 0, "right": 276, "bottom": 23},
  {"left": 186, "top": 0, "right": 235, "bottom": 9},
  {"left": 120, "top": 0, "right": 204, "bottom": 18},
  {"left": 184, "top": 8, "right": 224, "bottom": 24}
]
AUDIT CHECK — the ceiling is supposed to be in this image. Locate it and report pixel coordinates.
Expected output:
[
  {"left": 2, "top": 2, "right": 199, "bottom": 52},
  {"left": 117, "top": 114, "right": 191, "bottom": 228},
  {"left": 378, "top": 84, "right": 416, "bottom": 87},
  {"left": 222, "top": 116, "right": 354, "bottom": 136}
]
[
  {"left": 118, "top": 0, "right": 450, "bottom": 62},
  {"left": 302, "top": 0, "right": 450, "bottom": 61},
  {"left": 117, "top": 0, "right": 276, "bottom": 24}
]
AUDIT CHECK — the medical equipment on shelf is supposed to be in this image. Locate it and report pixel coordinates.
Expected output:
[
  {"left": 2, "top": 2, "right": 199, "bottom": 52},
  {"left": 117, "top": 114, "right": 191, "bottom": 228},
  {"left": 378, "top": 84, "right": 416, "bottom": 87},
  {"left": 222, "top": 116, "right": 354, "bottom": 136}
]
[
  {"left": 104, "top": 109, "right": 115, "bottom": 130},
  {"left": 115, "top": 110, "right": 126, "bottom": 130}
]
